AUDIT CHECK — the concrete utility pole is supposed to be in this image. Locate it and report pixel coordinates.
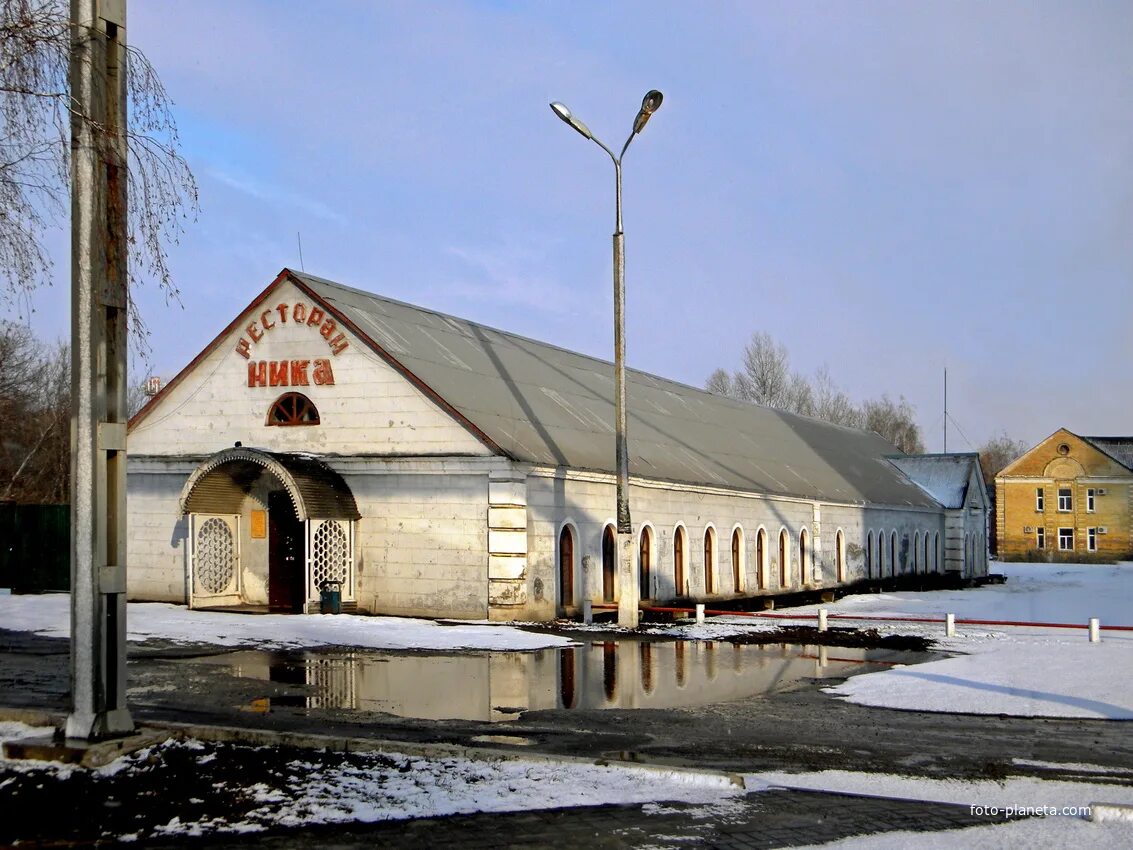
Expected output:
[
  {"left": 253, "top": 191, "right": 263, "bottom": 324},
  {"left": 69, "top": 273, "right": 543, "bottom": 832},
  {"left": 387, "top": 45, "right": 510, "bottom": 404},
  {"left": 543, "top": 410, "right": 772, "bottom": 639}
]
[
  {"left": 550, "top": 91, "right": 663, "bottom": 629},
  {"left": 67, "top": 0, "right": 133, "bottom": 740}
]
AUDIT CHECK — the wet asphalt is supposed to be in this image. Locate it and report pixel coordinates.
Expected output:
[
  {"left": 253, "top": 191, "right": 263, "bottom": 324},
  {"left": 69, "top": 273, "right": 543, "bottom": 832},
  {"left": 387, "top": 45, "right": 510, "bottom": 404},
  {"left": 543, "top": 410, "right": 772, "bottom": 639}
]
[{"left": 2, "top": 624, "right": 1132, "bottom": 847}]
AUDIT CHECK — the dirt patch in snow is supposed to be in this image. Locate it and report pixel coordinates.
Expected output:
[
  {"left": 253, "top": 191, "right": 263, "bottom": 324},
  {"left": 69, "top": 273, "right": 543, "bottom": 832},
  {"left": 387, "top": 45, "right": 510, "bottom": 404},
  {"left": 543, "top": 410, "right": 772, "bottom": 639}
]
[{"left": 724, "top": 626, "right": 934, "bottom": 652}]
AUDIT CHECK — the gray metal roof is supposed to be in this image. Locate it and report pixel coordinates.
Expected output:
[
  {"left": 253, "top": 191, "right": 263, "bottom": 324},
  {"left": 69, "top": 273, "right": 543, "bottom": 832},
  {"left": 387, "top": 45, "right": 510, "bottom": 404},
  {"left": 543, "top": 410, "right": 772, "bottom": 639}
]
[
  {"left": 293, "top": 271, "right": 938, "bottom": 508},
  {"left": 1083, "top": 437, "right": 1133, "bottom": 472},
  {"left": 887, "top": 454, "right": 979, "bottom": 509}
]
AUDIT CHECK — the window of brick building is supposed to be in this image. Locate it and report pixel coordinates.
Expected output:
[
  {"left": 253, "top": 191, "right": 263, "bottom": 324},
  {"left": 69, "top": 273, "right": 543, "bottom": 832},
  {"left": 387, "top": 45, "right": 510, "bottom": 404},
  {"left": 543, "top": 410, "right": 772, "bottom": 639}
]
[{"left": 1058, "top": 527, "right": 1073, "bottom": 551}]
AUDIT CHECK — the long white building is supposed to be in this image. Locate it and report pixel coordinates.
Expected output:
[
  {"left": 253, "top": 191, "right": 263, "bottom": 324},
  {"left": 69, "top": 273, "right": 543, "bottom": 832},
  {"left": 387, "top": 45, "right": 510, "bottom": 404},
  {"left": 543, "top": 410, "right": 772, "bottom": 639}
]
[{"left": 126, "top": 269, "right": 989, "bottom": 620}]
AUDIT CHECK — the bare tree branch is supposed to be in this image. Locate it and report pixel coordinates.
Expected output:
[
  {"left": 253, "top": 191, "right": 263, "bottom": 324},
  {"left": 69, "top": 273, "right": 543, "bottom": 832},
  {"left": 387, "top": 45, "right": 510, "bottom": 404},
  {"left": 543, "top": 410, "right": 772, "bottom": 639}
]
[{"left": 0, "top": 0, "right": 198, "bottom": 342}]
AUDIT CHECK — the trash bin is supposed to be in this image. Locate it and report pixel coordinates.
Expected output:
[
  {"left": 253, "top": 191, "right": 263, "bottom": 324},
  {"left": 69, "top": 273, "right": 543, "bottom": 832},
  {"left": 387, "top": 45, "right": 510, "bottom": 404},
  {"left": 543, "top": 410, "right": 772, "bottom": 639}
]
[{"left": 319, "top": 580, "right": 342, "bottom": 615}]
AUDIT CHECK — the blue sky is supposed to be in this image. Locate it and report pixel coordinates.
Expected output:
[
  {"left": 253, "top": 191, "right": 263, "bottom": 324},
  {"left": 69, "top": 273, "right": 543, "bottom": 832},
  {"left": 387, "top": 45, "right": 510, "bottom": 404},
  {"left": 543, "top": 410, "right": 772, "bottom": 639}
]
[{"left": 12, "top": 1, "right": 1133, "bottom": 451}]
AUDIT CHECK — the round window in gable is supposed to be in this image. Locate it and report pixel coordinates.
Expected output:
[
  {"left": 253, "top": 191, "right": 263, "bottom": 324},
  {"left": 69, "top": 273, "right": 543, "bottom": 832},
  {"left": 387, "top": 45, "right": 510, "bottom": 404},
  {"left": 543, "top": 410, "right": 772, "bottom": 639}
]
[
  {"left": 1057, "top": 443, "right": 1070, "bottom": 456},
  {"left": 267, "top": 392, "right": 320, "bottom": 426}
]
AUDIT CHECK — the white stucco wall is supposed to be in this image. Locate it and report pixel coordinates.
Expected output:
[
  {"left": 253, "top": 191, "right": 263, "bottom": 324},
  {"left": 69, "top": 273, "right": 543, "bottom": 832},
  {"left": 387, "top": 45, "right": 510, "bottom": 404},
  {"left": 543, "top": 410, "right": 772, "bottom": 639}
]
[
  {"left": 126, "top": 468, "right": 191, "bottom": 602},
  {"left": 351, "top": 470, "right": 489, "bottom": 619},
  {"left": 524, "top": 469, "right": 947, "bottom": 617},
  {"left": 128, "top": 279, "right": 491, "bottom": 458}
]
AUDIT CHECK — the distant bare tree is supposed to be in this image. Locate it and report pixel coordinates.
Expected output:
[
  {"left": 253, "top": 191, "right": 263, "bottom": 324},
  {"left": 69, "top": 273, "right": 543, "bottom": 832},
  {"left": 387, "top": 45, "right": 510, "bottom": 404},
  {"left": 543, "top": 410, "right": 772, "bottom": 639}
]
[
  {"left": 705, "top": 367, "right": 735, "bottom": 398},
  {"left": 978, "top": 432, "right": 1029, "bottom": 486},
  {"left": 0, "top": 321, "right": 69, "bottom": 502},
  {"left": 0, "top": 0, "right": 197, "bottom": 327},
  {"left": 126, "top": 371, "right": 155, "bottom": 418},
  {"left": 787, "top": 372, "right": 815, "bottom": 418},
  {"left": 705, "top": 331, "right": 924, "bottom": 452},
  {"left": 863, "top": 395, "right": 924, "bottom": 455},
  {"left": 735, "top": 331, "right": 791, "bottom": 408},
  {"left": 812, "top": 365, "right": 863, "bottom": 428}
]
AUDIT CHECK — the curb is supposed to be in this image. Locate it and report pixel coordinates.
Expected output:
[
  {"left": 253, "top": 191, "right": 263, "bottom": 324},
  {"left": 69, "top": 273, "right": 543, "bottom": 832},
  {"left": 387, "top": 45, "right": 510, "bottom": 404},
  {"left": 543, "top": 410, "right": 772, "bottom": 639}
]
[
  {"left": 0, "top": 706, "right": 744, "bottom": 790},
  {"left": 1090, "top": 803, "right": 1133, "bottom": 823},
  {"left": 149, "top": 719, "right": 747, "bottom": 789}
]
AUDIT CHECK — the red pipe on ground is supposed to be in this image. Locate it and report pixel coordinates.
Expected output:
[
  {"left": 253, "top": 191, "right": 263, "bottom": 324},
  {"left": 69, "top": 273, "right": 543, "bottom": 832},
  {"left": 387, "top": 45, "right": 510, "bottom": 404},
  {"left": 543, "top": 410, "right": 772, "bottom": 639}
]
[{"left": 590, "top": 603, "right": 1133, "bottom": 632}]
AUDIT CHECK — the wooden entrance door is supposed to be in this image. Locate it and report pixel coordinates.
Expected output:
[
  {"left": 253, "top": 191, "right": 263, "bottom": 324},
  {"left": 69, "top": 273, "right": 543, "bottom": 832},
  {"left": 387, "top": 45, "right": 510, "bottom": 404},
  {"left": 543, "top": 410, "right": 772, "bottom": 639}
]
[
  {"left": 268, "top": 491, "right": 305, "bottom": 612},
  {"left": 559, "top": 526, "right": 574, "bottom": 608},
  {"left": 602, "top": 525, "right": 616, "bottom": 602}
]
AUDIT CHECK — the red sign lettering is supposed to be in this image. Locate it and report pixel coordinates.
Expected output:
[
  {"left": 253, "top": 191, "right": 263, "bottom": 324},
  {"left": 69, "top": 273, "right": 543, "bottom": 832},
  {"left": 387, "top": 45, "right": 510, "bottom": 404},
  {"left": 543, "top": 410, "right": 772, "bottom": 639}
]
[
  {"left": 247, "top": 361, "right": 267, "bottom": 387},
  {"left": 269, "top": 361, "right": 289, "bottom": 387},
  {"left": 232, "top": 301, "right": 349, "bottom": 359},
  {"left": 312, "top": 358, "right": 335, "bottom": 386}
]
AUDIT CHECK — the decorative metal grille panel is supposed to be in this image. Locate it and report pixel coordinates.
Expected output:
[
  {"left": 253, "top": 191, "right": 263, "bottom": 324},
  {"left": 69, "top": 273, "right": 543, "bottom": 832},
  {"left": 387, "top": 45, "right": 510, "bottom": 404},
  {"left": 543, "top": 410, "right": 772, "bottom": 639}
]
[
  {"left": 310, "top": 520, "right": 349, "bottom": 591},
  {"left": 305, "top": 656, "right": 357, "bottom": 710},
  {"left": 195, "top": 517, "right": 235, "bottom": 594}
]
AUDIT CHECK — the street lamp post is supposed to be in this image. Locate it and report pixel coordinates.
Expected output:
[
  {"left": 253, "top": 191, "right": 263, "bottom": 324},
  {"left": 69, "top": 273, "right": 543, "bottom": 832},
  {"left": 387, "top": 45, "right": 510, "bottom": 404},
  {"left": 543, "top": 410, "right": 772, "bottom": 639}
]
[{"left": 550, "top": 90, "right": 663, "bottom": 628}]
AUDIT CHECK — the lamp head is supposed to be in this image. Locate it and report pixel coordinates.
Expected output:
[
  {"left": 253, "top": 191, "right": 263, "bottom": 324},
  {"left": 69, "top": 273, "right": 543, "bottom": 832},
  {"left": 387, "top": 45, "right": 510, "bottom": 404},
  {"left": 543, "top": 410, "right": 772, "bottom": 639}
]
[
  {"left": 632, "top": 89, "right": 663, "bottom": 134},
  {"left": 550, "top": 101, "right": 593, "bottom": 140}
]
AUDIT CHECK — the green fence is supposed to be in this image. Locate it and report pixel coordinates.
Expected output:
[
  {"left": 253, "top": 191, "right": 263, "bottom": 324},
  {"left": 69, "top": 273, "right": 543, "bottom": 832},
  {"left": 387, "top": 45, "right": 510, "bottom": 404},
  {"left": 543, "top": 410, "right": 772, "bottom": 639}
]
[{"left": 0, "top": 503, "right": 70, "bottom": 593}]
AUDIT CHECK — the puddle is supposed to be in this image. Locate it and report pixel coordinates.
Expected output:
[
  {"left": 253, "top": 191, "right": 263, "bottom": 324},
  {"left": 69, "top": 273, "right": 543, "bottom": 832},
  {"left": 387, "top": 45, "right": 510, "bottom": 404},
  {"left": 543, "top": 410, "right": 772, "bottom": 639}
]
[{"left": 205, "top": 640, "right": 931, "bottom": 723}]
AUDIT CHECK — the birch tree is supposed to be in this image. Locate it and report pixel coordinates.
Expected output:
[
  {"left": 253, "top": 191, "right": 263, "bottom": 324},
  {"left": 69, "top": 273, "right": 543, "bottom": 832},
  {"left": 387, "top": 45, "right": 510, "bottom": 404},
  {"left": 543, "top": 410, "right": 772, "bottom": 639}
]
[{"left": 0, "top": 0, "right": 197, "bottom": 322}]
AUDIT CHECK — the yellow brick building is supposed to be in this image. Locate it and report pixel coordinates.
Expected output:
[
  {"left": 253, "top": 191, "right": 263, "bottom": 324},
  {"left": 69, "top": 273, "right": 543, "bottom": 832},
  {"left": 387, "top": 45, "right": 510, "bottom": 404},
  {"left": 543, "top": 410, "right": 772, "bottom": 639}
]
[{"left": 996, "top": 429, "right": 1133, "bottom": 561}]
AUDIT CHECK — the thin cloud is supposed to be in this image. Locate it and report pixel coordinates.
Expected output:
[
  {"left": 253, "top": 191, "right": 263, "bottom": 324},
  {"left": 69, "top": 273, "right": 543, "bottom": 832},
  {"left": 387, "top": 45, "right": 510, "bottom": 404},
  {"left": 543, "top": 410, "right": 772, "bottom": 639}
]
[
  {"left": 207, "top": 167, "right": 349, "bottom": 227},
  {"left": 437, "top": 241, "right": 591, "bottom": 316}
]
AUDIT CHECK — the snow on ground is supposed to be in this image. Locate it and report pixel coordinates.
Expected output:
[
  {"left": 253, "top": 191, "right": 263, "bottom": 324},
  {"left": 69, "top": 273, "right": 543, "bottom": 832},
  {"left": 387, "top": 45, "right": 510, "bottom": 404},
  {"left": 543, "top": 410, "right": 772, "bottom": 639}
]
[
  {"left": 0, "top": 722, "right": 741, "bottom": 839},
  {"left": 794, "top": 817, "right": 1133, "bottom": 850},
  {"left": 750, "top": 768, "right": 1133, "bottom": 809},
  {"left": 755, "top": 767, "right": 1133, "bottom": 850},
  {"left": 668, "top": 562, "right": 1133, "bottom": 720},
  {"left": 0, "top": 593, "right": 573, "bottom": 652}
]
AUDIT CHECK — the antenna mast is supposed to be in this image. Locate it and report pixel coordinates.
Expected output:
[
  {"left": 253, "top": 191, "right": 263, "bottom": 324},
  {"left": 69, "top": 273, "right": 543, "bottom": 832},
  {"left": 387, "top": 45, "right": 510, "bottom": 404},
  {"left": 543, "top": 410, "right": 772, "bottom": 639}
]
[{"left": 943, "top": 367, "right": 948, "bottom": 454}]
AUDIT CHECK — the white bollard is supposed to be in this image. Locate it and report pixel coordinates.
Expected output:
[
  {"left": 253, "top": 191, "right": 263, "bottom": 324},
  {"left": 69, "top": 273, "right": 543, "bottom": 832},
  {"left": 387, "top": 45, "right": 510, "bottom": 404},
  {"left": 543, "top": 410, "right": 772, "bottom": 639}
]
[
  {"left": 818, "top": 608, "right": 828, "bottom": 632},
  {"left": 581, "top": 600, "right": 592, "bottom": 625},
  {"left": 695, "top": 603, "right": 705, "bottom": 625},
  {"left": 1089, "top": 618, "right": 1100, "bottom": 643},
  {"left": 818, "top": 645, "right": 829, "bottom": 669},
  {"left": 945, "top": 613, "right": 956, "bottom": 637}
]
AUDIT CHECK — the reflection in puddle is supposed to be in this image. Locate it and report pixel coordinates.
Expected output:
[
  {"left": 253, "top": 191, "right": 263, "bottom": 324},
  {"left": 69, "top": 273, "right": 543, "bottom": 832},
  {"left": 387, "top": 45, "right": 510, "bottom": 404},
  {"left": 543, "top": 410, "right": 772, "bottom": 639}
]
[{"left": 209, "top": 640, "right": 929, "bottom": 723}]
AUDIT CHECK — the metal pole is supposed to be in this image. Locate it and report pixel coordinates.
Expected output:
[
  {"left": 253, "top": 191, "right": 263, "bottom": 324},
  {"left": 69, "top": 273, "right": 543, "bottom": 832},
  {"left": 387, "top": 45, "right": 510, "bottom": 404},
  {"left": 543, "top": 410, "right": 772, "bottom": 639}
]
[
  {"left": 613, "top": 159, "right": 637, "bottom": 628},
  {"left": 550, "top": 92, "right": 661, "bottom": 630},
  {"left": 67, "top": 0, "right": 133, "bottom": 740}
]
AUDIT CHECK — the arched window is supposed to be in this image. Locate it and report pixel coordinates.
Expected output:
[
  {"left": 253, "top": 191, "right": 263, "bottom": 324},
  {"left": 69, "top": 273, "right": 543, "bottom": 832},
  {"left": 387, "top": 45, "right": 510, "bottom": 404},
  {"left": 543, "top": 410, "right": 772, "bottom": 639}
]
[
  {"left": 923, "top": 532, "right": 930, "bottom": 575},
  {"left": 639, "top": 527, "right": 652, "bottom": 599},
  {"left": 779, "top": 529, "right": 789, "bottom": 587},
  {"left": 890, "top": 531, "right": 897, "bottom": 577},
  {"left": 934, "top": 531, "right": 940, "bottom": 571},
  {"left": 877, "top": 530, "right": 885, "bottom": 577},
  {"left": 731, "top": 527, "right": 743, "bottom": 593},
  {"left": 914, "top": 531, "right": 921, "bottom": 573},
  {"left": 799, "top": 528, "right": 809, "bottom": 586},
  {"left": 867, "top": 531, "right": 874, "bottom": 579},
  {"left": 674, "top": 526, "right": 686, "bottom": 597},
  {"left": 559, "top": 526, "right": 574, "bottom": 608},
  {"left": 703, "top": 527, "right": 716, "bottom": 595},
  {"left": 756, "top": 529, "right": 767, "bottom": 590},
  {"left": 602, "top": 525, "right": 616, "bottom": 602},
  {"left": 836, "top": 530, "right": 845, "bottom": 583},
  {"left": 267, "top": 392, "right": 320, "bottom": 426}
]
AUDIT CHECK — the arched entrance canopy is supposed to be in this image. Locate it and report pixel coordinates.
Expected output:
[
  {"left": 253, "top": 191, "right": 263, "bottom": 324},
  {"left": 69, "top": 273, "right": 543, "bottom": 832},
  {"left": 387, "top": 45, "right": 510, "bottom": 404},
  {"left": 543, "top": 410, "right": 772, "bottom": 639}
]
[{"left": 179, "top": 447, "right": 360, "bottom": 521}]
